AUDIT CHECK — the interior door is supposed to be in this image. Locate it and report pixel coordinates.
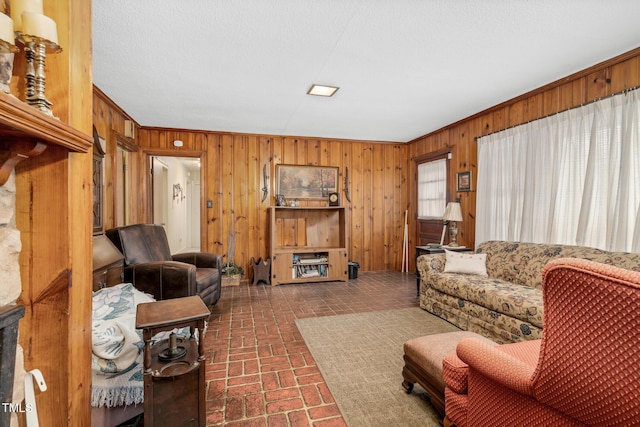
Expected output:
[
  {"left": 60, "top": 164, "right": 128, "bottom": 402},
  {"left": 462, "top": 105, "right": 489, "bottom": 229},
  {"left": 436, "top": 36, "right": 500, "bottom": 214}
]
[{"left": 415, "top": 150, "right": 451, "bottom": 246}]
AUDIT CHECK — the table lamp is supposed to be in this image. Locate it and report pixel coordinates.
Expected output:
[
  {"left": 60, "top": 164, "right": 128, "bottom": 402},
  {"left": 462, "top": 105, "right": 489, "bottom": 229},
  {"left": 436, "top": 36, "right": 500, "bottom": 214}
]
[{"left": 442, "top": 202, "right": 463, "bottom": 247}]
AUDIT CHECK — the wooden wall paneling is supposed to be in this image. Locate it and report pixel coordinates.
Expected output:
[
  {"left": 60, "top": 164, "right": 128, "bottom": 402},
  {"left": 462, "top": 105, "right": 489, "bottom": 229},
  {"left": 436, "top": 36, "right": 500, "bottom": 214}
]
[
  {"left": 370, "top": 145, "right": 385, "bottom": 269},
  {"left": 207, "top": 133, "right": 224, "bottom": 255},
  {"left": 68, "top": 149, "right": 93, "bottom": 427},
  {"left": 245, "top": 135, "right": 260, "bottom": 278},
  {"left": 507, "top": 99, "right": 525, "bottom": 128},
  {"left": 524, "top": 93, "right": 544, "bottom": 123},
  {"left": 326, "top": 139, "right": 338, "bottom": 163},
  {"left": 382, "top": 145, "right": 394, "bottom": 269},
  {"left": 559, "top": 80, "right": 577, "bottom": 111},
  {"left": 283, "top": 137, "right": 298, "bottom": 164},
  {"left": 406, "top": 148, "right": 417, "bottom": 270},
  {"left": 233, "top": 135, "right": 250, "bottom": 270},
  {"left": 542, "top": 86, "right": 559, "bottom": 116},
  {"left": 467, "top": 136, "right": 477, "bottom": 248},
  {"left": 93, "top": 90, "right": 141, "bottom": 229},
  {"left": 259, "top": 137, "right": 273, "bottom": 258},
  {"left": 348, "top": 142, "right": 364, "bottom": 270},
  {"left": 7, "top": 1, "right": 95, "bottom": 424},
  {"left": 361, "top": 145, "right": 373, "bottom": 270},
  {"left": 298, "top": 138, "right": 309, "bottom": 166},
  {"left": 393, "top": 145, "right": 406, "bottom": 270},
  {"left": 587, "top": 67, "right": 612, "bottom": 102},
  {"left": 220, "top": 134, "right": 235, "bottom": 266},
  {"left": 16, "top": 148, "right": 71, "bottom": 427},
  {"left": 613, "top": 56, "right": 640, "bottom": 93},
  {"left": 66, "top": 0, "right": 93, "bottom": 412}
]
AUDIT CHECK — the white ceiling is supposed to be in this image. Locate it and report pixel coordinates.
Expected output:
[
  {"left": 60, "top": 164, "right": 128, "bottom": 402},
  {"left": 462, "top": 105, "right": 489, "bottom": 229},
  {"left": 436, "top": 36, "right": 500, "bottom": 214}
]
[{"left": 92, "top": 1, "right": 640, "bottom": 143}]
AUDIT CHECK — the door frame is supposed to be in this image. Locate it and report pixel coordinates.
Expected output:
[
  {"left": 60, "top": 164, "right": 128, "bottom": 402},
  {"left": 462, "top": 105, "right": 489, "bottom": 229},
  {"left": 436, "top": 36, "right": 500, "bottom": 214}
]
[
  {"left": 143, "top": 149, "right": 206, "bottom": 251},
  {"left": 413, "top": 147, "right": 452, "bottom": 246}
]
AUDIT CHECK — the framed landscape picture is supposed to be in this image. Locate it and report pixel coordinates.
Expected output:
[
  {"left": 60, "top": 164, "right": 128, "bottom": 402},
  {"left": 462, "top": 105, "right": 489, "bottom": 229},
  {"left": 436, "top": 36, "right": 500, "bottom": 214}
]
[
  {"left": 457, "top": 171, "right": 473, "bottom": 192},
  {"left": 275, "top": 164, "right": 339, "bottom": 199}
]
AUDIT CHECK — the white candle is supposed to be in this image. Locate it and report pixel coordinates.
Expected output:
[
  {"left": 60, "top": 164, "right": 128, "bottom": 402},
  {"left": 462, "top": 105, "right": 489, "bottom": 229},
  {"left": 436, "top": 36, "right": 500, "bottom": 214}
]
[
  {"left": 10, "top": 0, "right": 43, "bottom": 32},
  {"left": 21, "top": 12, "right": 57, "bottom": 44},
  {"left": 0, "top": 13, "right": 15, "bottom": 44}
]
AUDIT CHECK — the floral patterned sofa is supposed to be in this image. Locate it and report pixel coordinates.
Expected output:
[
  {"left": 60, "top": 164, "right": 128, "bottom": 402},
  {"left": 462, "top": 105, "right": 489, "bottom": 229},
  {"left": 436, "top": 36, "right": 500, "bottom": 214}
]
[{"left": 418, "top": 241, "right": 640, "bottom": 344}]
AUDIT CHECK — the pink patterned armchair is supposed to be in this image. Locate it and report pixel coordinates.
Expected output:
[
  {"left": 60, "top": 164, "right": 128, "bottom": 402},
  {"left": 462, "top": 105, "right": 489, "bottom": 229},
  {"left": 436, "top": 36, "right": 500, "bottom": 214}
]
[{"left": 442, "top": 257, "right": 640, "bottom": 426}]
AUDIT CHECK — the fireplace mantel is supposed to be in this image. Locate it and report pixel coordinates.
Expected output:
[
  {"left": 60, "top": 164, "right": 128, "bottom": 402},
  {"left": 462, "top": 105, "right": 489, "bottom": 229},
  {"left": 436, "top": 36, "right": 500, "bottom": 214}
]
[{"left": 0, "top": 91, "right": 93, "bottom": 185}]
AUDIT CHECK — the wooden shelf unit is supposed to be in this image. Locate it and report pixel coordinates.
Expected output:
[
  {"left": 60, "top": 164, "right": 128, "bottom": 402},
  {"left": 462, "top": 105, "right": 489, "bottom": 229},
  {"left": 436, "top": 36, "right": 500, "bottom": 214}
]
[{"left": 269, "top": 206, "right": 348, "bottom": 285}]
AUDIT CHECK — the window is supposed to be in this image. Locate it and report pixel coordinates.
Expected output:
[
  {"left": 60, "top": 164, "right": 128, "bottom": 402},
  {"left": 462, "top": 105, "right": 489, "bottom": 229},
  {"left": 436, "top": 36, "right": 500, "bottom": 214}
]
[
  {"left": 476, "top": 88, "right": 640, "bottom": 252},
  {"left": 417, "top": 158, "right": 447, "bottom": 219}
]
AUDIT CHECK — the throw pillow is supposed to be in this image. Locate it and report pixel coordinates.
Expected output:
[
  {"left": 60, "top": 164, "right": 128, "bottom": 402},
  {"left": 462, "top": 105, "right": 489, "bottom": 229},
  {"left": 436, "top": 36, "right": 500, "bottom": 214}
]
[{"left": 443, "top": 250, "right": 488, "bottom": 276}]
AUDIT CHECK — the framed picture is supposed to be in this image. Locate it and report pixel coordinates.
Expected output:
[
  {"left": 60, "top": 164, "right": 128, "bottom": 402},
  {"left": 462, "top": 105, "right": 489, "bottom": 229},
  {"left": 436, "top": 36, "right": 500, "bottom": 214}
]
[
  {"left": 457, "top": 171, "right": 473, "bottom": 192},
  {"left": 275, "top": 164, "right": 339, "bottom": 199}
]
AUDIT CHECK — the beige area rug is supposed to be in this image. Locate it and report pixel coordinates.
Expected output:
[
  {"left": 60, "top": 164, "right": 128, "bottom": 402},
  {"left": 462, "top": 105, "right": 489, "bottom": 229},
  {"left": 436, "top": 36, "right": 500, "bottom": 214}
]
[{"left": 295, "top": 308, "right": 460, "bottom": 427}]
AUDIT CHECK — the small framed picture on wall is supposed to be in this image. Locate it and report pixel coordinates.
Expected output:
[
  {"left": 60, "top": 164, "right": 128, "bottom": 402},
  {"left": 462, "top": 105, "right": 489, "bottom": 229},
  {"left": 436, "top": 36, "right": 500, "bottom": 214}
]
[{"left": 457, "top": 171, "right": 472, "bottom": 192}]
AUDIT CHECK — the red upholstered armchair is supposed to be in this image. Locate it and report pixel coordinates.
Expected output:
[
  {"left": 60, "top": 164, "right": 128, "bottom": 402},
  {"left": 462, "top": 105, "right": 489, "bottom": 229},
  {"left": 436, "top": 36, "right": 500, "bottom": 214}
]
[
  {"left": 443, "top": 257, "right": 640, "bottom": 427},
  {"left": 106, "top": 224, "right": 222, "bottom": 307}
]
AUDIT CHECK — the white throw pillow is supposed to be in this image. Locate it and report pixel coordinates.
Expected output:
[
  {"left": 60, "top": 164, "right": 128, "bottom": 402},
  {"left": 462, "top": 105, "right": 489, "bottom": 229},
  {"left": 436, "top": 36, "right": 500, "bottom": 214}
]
[{"left": 443, "top": 250, "right": 488, "bottom": 276}]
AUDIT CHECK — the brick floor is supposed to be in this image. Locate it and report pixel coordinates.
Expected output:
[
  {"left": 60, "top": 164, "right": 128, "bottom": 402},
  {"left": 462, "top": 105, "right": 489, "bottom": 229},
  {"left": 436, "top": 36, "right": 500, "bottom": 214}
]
[{"left": 204, "top": 271, "right": 419, "bottom": 426}]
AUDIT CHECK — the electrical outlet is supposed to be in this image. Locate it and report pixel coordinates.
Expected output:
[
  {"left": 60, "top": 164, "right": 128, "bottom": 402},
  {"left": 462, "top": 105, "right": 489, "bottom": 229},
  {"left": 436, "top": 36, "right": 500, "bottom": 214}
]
[{"left": 207, "top": 200, "right": 213, "bottom": 208}]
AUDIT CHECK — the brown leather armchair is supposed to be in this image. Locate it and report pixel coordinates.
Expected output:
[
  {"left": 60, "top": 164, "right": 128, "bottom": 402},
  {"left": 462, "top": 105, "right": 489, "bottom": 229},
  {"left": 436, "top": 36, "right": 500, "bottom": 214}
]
[{"left": 106, "top": 224, "right": 222, "bottom": 306}]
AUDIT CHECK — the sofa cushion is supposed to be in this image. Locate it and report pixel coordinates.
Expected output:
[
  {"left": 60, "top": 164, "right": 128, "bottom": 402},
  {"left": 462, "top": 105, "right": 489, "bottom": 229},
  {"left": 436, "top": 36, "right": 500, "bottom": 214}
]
[
  {"left": 478, "top": 241, "right": 640, "bottom": 290},
  {"left": 444, "top": 250, "right": 488, "bottom": 276},
  {"left": 430, "top": 273, "right": 544, "bottom": 327}
]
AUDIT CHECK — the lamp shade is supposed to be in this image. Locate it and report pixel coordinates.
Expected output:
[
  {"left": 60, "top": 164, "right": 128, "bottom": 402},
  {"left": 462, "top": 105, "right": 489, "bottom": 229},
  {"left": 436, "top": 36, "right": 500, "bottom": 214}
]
[{"left": 442, "top": 202, "right": 463, "bottom": 222}]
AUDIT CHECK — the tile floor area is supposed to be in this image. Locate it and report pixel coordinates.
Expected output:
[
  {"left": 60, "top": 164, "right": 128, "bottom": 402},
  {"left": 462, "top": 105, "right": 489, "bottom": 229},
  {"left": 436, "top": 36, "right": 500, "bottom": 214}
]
[{"left": 204, "top": 271, "right": 420, "bottom": 426}]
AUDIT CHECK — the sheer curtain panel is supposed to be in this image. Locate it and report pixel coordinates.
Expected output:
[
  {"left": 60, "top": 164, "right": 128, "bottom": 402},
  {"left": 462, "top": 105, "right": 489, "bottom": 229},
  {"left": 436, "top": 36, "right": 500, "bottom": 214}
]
[
  {"left": 417, "top": 158, "right": 447, "bottom": 219},
  {"left": 476, "top": 88, "right": 640, "bottom": 252}
]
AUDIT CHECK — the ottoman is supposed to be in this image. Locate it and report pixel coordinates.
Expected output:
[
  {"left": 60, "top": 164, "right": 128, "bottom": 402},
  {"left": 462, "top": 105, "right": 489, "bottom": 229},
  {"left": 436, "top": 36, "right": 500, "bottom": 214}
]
[{"left": 401, "top": 331, "right": 495, "bottom": 418}]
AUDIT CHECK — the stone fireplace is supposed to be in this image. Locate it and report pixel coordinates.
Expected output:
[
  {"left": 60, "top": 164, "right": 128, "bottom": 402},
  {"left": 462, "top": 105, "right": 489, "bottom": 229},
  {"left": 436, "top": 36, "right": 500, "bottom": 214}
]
[{"left": 0, "top": 172, "right": 25, "bottom": 426}]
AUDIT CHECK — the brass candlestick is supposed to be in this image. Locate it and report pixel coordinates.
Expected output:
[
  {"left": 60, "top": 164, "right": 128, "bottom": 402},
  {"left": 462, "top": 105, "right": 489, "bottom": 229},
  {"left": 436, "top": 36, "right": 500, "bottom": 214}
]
[{"left": 17, "top": 34, "right": 61, "bottom": 117}]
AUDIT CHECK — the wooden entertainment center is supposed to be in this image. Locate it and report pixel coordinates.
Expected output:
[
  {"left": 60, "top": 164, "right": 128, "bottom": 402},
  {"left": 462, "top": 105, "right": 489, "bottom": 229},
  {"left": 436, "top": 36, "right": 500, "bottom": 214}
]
[{"left": 269, "top": 206, "right": 348, "bottom": 285}]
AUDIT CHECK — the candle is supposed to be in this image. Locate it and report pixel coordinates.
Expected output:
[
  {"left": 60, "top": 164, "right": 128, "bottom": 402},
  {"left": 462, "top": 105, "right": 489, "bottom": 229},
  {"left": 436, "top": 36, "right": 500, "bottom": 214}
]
[
  {"left": 10, "top": 0, "right": 43, "bottom": 32},
  {"left": 21, "top": 12, "right": 57, "bottom": 44},
  {"left": 0, "top": 13, "right": 15, "bottom": 44}
]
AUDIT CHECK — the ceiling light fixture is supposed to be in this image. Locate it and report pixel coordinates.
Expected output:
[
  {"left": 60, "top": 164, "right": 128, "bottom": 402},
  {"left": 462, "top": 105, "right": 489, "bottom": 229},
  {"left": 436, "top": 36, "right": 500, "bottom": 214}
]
[{"left": 307, "top": 84, "right": 339, "bottom": 97}]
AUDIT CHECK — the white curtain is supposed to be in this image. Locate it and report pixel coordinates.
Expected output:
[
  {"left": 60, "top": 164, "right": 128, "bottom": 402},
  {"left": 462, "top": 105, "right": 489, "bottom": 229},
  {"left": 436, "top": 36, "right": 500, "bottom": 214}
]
[{"left": 476, "top": 88, "right": 640, "bottom": 252}]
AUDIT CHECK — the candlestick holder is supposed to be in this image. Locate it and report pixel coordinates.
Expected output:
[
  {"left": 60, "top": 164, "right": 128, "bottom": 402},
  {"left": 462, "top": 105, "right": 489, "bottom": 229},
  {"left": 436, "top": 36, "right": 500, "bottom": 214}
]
[{"left": 16, "top": 33, "right": 61, "bottom": 117}]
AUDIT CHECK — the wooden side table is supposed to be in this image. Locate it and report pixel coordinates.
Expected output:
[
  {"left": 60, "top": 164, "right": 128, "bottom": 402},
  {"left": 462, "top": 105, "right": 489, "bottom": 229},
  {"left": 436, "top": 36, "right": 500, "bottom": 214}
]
[
  {"left": 415, "top": 246, "right": 473, "bottom": 296},
  {"left": 136, "top": 296, "right": 210, "bottom": 427}
]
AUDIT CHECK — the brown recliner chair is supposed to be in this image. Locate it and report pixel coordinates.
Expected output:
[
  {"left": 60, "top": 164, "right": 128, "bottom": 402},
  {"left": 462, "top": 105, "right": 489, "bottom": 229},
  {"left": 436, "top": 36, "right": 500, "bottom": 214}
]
[{"left": 106, "top": 224, "right": 222, "bottom": 307}]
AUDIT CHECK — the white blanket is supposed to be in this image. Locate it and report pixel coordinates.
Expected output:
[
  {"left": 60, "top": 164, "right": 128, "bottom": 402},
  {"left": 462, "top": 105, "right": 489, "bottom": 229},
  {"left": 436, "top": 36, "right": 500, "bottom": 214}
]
[{"left": 91, "top": 283, "right": 153, "bottom": 408}]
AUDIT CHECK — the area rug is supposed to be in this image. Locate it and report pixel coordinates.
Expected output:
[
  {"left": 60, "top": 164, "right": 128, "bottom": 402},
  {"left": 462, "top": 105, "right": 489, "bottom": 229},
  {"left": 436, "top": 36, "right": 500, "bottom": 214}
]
[{"left": 295, "top": 307, "right": 460, "bottom": 427}]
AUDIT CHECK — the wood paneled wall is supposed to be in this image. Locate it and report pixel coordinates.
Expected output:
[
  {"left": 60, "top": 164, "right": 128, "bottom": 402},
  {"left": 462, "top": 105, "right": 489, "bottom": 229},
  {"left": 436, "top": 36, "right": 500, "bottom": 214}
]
[
  {"left": 408, "top": 47, "right": 640, "bottom": 262},
  {"left": 8, "top": 0, "right": 94, "bottom": 425},
  {"left": 94, "top": 47, "right": 640, "bottom": 277},
  {"left": 135, "top": 129, "right": 409, "bottom": 273},
  {"left": 93, "top": 86, "right": 142, "bottom": 231}
]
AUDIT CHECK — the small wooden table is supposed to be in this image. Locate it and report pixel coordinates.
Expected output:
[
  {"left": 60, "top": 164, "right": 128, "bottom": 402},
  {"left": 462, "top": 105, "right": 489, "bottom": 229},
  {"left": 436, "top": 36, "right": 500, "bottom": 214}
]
[
  {"left": 415, "top": 246, "right": 473, "bottom": 296},
  {"left": 136, "top": 296, "right": 210, "bottom": 427}
]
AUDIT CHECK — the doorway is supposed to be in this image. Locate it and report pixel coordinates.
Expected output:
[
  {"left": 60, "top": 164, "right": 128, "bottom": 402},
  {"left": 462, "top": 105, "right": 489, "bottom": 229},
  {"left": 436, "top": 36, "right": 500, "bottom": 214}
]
[{"left": 150, "top": 156, "right": 201, "bottom": 253}]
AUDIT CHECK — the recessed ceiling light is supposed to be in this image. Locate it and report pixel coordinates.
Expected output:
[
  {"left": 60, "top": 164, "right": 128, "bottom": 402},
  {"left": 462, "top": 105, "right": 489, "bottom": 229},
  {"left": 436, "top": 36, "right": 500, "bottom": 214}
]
[{"left": 307, "top": 84, "right": 339, "bottom": 97}]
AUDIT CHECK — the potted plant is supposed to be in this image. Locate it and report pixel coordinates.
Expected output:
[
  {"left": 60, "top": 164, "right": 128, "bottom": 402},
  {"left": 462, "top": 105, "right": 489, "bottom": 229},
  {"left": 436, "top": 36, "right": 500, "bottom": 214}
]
[
  {"left": 222, "top": 224, "right": 244, "bottom": 286},
  {"left": 222, "top": 262, "right": 244, "bottom": 287}
]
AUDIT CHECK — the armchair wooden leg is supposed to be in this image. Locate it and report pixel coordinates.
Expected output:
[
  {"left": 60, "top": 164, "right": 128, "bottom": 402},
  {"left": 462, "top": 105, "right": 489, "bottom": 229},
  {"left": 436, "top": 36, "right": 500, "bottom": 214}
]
[{"left": 443, "top": 415, "right": 455, "bottom": 427}]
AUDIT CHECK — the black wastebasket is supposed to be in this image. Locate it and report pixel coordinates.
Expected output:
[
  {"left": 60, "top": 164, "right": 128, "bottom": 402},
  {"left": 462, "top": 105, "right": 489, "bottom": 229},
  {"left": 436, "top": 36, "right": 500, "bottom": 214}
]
[{"left": 348, "top": 261, "right": 360, "bottom": 279}]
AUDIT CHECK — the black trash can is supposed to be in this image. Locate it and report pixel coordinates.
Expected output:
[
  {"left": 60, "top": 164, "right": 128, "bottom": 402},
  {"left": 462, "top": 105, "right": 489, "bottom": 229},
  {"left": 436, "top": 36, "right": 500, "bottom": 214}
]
[{"left": 348, "top": 261, "right": 360, "bottom": 279}]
